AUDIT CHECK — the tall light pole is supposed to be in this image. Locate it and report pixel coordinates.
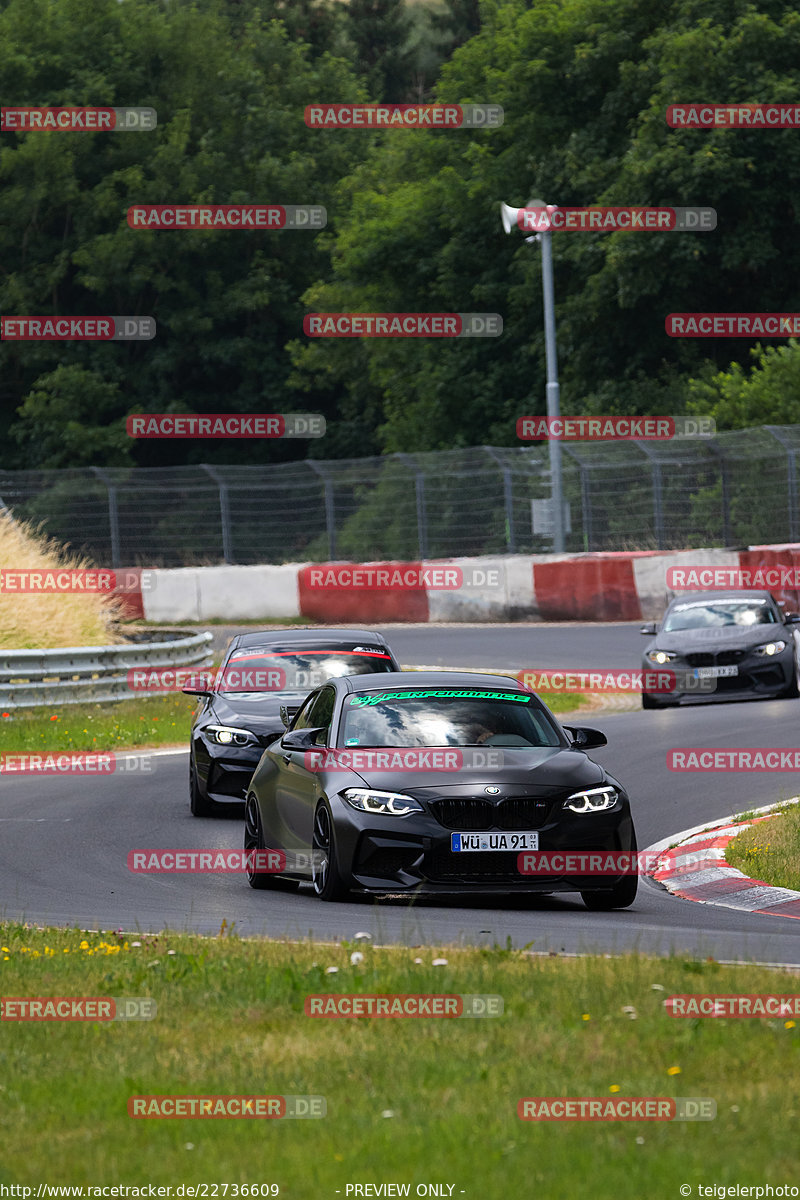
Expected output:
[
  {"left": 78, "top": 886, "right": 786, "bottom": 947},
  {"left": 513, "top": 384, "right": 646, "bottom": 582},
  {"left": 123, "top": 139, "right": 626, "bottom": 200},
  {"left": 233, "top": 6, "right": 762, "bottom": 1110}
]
[{"left": 500, "top": 197, "right": 565, "bottom": 552}]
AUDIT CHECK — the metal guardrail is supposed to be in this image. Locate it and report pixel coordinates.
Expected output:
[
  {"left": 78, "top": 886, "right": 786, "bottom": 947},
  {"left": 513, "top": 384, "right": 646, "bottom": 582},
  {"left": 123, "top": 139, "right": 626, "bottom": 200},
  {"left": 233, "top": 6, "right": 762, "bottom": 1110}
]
[{"left": 0, "top": 631, "right": 213, "bottom": 709}]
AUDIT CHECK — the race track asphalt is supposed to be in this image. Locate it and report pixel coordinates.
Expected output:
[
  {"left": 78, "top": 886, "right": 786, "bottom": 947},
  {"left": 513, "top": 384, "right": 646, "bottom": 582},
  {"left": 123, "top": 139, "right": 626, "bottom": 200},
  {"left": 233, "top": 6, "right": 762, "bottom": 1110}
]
[{"left": 3, "top": 623, "right": 799, "bottom": 962}]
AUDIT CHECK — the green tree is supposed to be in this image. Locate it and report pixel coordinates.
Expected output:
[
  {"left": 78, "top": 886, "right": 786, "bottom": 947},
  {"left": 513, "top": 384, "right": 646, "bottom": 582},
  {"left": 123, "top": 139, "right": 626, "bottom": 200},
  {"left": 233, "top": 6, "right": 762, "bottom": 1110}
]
[
  {"left": 686, "top": 341, "right": 800, "bottom": 428},
  {"left": 291, "top": 0, "right": 800, "bottom": 451},
  {"left": 0, "top": 0, "right": 365, "bottom": 469},
  {"left": 344, "top": 0, "right": 414, "bottom": 101}
]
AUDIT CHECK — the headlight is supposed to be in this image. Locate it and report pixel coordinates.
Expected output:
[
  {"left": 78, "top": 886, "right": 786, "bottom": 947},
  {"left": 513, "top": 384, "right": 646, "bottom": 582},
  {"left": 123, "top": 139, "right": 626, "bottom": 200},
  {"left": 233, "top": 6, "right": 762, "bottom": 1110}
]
[
  {"left": 646, "top": 650, "right": 676, "bottom": 664},
  {"left": 207, "top": 724, "right": 256, "bottom": 747},
  {"left": 342, "top": 788, "right": 423, "bottom": 816},
  {"left": 563, "top": 785, "right": 619, "bottom": 814},
  {"left": 754, "top": 640, "right": 786, "bottom": 656}
]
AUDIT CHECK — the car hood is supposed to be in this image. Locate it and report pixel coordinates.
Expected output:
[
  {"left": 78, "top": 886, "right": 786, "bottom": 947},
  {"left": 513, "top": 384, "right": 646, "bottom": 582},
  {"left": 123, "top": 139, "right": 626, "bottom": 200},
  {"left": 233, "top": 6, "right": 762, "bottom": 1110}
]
[
  {"left": 208, "top": 691, "right": 308, "bottom": 733},
  {"left": 651, "top": 625, "right": 786, "bottom": 652},
  {"left": 334, "top": 746, "right": 608, "bottom": 794}
]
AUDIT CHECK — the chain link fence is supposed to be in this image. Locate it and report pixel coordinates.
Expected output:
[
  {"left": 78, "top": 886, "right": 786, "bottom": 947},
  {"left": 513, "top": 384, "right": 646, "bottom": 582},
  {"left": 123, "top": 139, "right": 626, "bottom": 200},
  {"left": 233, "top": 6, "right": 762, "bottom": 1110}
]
[{"left": 1, "top": 425, "right": 797, "bottom": 566}]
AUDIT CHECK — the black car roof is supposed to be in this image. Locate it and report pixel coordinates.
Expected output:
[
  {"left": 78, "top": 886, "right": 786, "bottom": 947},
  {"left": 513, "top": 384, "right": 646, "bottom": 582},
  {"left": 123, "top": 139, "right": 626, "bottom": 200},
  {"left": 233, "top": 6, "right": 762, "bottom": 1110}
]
[
  {"left": 337, "top": 670, "right": 526, "bottom": 694},
  {"left": 229, "top": 628, "right": 392, "bottom": 651}
]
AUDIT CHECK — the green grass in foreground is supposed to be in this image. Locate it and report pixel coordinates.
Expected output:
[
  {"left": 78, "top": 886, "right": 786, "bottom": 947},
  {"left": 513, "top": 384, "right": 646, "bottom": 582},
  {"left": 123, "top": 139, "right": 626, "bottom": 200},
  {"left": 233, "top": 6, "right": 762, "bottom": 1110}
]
[
  {"left": 0, "top": 926, "right": 798, "bottom": 1192},
  {"left": 725, "top": 804, "right": 800, "bottom": 890},
  {"left": 0, "top": 694, "right": 198, "bottom": 753}
]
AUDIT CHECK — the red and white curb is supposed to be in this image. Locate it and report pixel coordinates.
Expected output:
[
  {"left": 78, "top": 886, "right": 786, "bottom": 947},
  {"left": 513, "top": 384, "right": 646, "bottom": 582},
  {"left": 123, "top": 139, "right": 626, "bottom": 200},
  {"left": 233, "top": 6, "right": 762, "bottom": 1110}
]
[{"left": 644, "top": 799, "right": 800, "bottom": 918}]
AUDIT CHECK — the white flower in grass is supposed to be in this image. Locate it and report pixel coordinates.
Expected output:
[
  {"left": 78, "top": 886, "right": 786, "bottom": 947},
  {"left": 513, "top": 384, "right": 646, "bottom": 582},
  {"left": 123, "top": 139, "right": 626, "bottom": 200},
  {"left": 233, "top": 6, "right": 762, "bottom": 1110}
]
[
  {"left": 432, "top": 958, "right": 448, "bottom": 967},
  {"left": 350, "top": 951, "right": 364, "bottom": 965},
  {"left": 325, "top": 966, "right": 339, "bottom": 974},
  {"left": 354, "top": 931, "right": 372, "bottom": 941}
]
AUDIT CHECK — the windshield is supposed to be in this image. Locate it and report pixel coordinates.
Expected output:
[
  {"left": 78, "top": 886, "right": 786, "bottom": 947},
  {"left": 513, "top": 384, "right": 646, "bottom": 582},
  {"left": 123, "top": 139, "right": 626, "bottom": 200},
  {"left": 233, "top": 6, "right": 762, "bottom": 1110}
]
[
  {"left": 218, "top": 647, "right": 394, "bottom": 695},
  {"left": 663, "top": 600, "right": 777, "bottom": 632},
  {"left": 340, "top": 688, "right": 563, "bottom": 748}
]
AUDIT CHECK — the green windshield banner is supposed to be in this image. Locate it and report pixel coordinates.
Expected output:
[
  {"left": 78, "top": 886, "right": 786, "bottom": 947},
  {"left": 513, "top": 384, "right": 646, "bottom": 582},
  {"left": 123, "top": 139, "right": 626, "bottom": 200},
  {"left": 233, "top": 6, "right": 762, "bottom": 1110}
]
[{"left": 348, "top": 689, "right": 531, "bottom": 706}]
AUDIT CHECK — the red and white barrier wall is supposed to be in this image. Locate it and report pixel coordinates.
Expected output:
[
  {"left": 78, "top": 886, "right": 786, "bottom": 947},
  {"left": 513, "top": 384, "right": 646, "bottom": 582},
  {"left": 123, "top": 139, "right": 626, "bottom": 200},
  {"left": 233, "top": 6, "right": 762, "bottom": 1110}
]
[{"left": 114, "top": 543, "right": 800, "bottom": 625}]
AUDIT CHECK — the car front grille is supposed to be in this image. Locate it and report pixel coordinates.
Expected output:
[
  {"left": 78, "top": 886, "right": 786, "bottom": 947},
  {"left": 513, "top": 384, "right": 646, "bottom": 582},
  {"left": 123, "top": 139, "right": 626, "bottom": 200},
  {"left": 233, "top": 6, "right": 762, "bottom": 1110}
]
[
  {"left": 428, "top": 797, "right": 550, "bottom": 831},
  {"left": 684, "top": 650, "right": 748, "bottom": 667}
]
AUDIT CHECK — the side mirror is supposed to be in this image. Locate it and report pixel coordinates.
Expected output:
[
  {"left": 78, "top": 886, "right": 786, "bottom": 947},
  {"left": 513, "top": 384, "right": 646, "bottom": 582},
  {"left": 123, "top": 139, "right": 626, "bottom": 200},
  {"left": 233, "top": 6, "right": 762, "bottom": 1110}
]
[
  {"left": 280, "top": 727, "right": 326, "bottom": 751},
  {"left": 639, "top": 622, "right": 657, "bottom": 635},
  {"left": 280, "top": 703, "right": 301, "bottom": 729},
  {"left": 784, "top": 613, "right": 800, "bottom": 625},
  {"left": 564, "top": 725, "right": 608, "bottom": 750},
  {"left": 181, "top": 671, "right": 214, "bottom": 697}
]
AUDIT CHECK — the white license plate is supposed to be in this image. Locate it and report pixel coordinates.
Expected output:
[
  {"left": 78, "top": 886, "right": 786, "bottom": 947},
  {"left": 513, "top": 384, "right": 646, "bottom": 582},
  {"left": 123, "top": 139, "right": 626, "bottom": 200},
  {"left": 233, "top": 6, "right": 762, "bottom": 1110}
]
[
  {"left": 693, "top": 665, "right": 739, "bottom": 679},
  {"left": 451, "top": 831, "right": 539, "bottom": 852}
]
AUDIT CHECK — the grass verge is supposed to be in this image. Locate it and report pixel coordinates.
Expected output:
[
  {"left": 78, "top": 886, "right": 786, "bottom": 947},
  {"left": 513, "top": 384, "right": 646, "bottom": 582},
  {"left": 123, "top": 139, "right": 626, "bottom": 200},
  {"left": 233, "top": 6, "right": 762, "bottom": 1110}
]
[
  {"left": 725, "top": 803, "right": 800, "bottom": 890},
  {"left": 0, "top": 926, "right": 797, "bottom": 1190},
  {"left": 0, "top": 694, "right": 198, "bottom": 754}
]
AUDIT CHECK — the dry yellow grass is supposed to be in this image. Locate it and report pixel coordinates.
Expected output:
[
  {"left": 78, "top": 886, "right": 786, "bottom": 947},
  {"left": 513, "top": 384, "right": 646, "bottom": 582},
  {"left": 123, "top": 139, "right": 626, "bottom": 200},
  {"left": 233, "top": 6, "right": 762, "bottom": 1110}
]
[{"left": 0, "top": 511, "right": 120, "bottom": 649}]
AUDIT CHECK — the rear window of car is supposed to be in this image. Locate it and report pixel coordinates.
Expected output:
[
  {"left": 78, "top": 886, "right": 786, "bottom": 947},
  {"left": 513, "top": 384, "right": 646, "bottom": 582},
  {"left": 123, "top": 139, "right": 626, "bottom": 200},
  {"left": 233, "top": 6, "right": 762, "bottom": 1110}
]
[{"left": 217, "top": 646, "right": 394, "bottom": 694}]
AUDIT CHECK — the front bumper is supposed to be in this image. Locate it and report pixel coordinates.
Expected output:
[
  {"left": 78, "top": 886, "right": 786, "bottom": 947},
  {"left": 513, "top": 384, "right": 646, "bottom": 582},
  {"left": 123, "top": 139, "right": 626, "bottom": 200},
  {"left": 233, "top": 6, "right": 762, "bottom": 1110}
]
[
  {"left": 641, "top": 651, "right": 794, "bottom": 704},
  {"left": 195, "top": 739, "right": 274, "bottom": 805},
  {"left": 329, "top": 796, "right": 635, "bottom": 895}
]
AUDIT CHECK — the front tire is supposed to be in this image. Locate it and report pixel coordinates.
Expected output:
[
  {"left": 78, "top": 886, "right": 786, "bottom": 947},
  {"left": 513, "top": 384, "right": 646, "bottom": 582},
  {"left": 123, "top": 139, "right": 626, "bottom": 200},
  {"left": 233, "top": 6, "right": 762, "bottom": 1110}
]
[
  {"left": 311, "top": 801, "right": 348, "bottom": 902},
  {"left": 780, "top": 656, "right": 800, "bottom": 698},
  {"left": 581, "top": 829, "right": 638, "bottom": 910},
  {"left": 581, "top": 873, "right": 638, "bottom": 910},
  {"left": 189, "top": 755, "right": 215, "bottom": 817}
]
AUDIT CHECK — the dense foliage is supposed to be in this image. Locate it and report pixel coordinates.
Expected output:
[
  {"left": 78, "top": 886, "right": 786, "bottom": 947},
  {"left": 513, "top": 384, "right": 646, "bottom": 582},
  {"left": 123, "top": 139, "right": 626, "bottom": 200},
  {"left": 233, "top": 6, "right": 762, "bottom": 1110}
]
[{"left": 2, "top": 0, "right": 799, "bottom": 470}]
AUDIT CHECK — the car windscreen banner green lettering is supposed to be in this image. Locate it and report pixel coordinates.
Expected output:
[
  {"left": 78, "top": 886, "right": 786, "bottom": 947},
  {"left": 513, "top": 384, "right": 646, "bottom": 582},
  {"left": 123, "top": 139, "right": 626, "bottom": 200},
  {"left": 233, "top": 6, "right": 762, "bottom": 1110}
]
[{"left": 348, "top": 689, "right": 531, "bottom": 706}]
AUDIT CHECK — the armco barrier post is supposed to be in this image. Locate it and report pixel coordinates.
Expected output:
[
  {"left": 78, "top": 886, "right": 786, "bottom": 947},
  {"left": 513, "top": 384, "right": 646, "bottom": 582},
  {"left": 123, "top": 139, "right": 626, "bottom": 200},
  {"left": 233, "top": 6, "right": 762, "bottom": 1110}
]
[
  {"left": 200, "top": 464, "right": 234, "bottom": 564},
  {"left": 307, "top": 461, "right": 337, "bottom": 560},
  {"left": 91, "top": 467, "right": 122, "bottom": 568}
]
